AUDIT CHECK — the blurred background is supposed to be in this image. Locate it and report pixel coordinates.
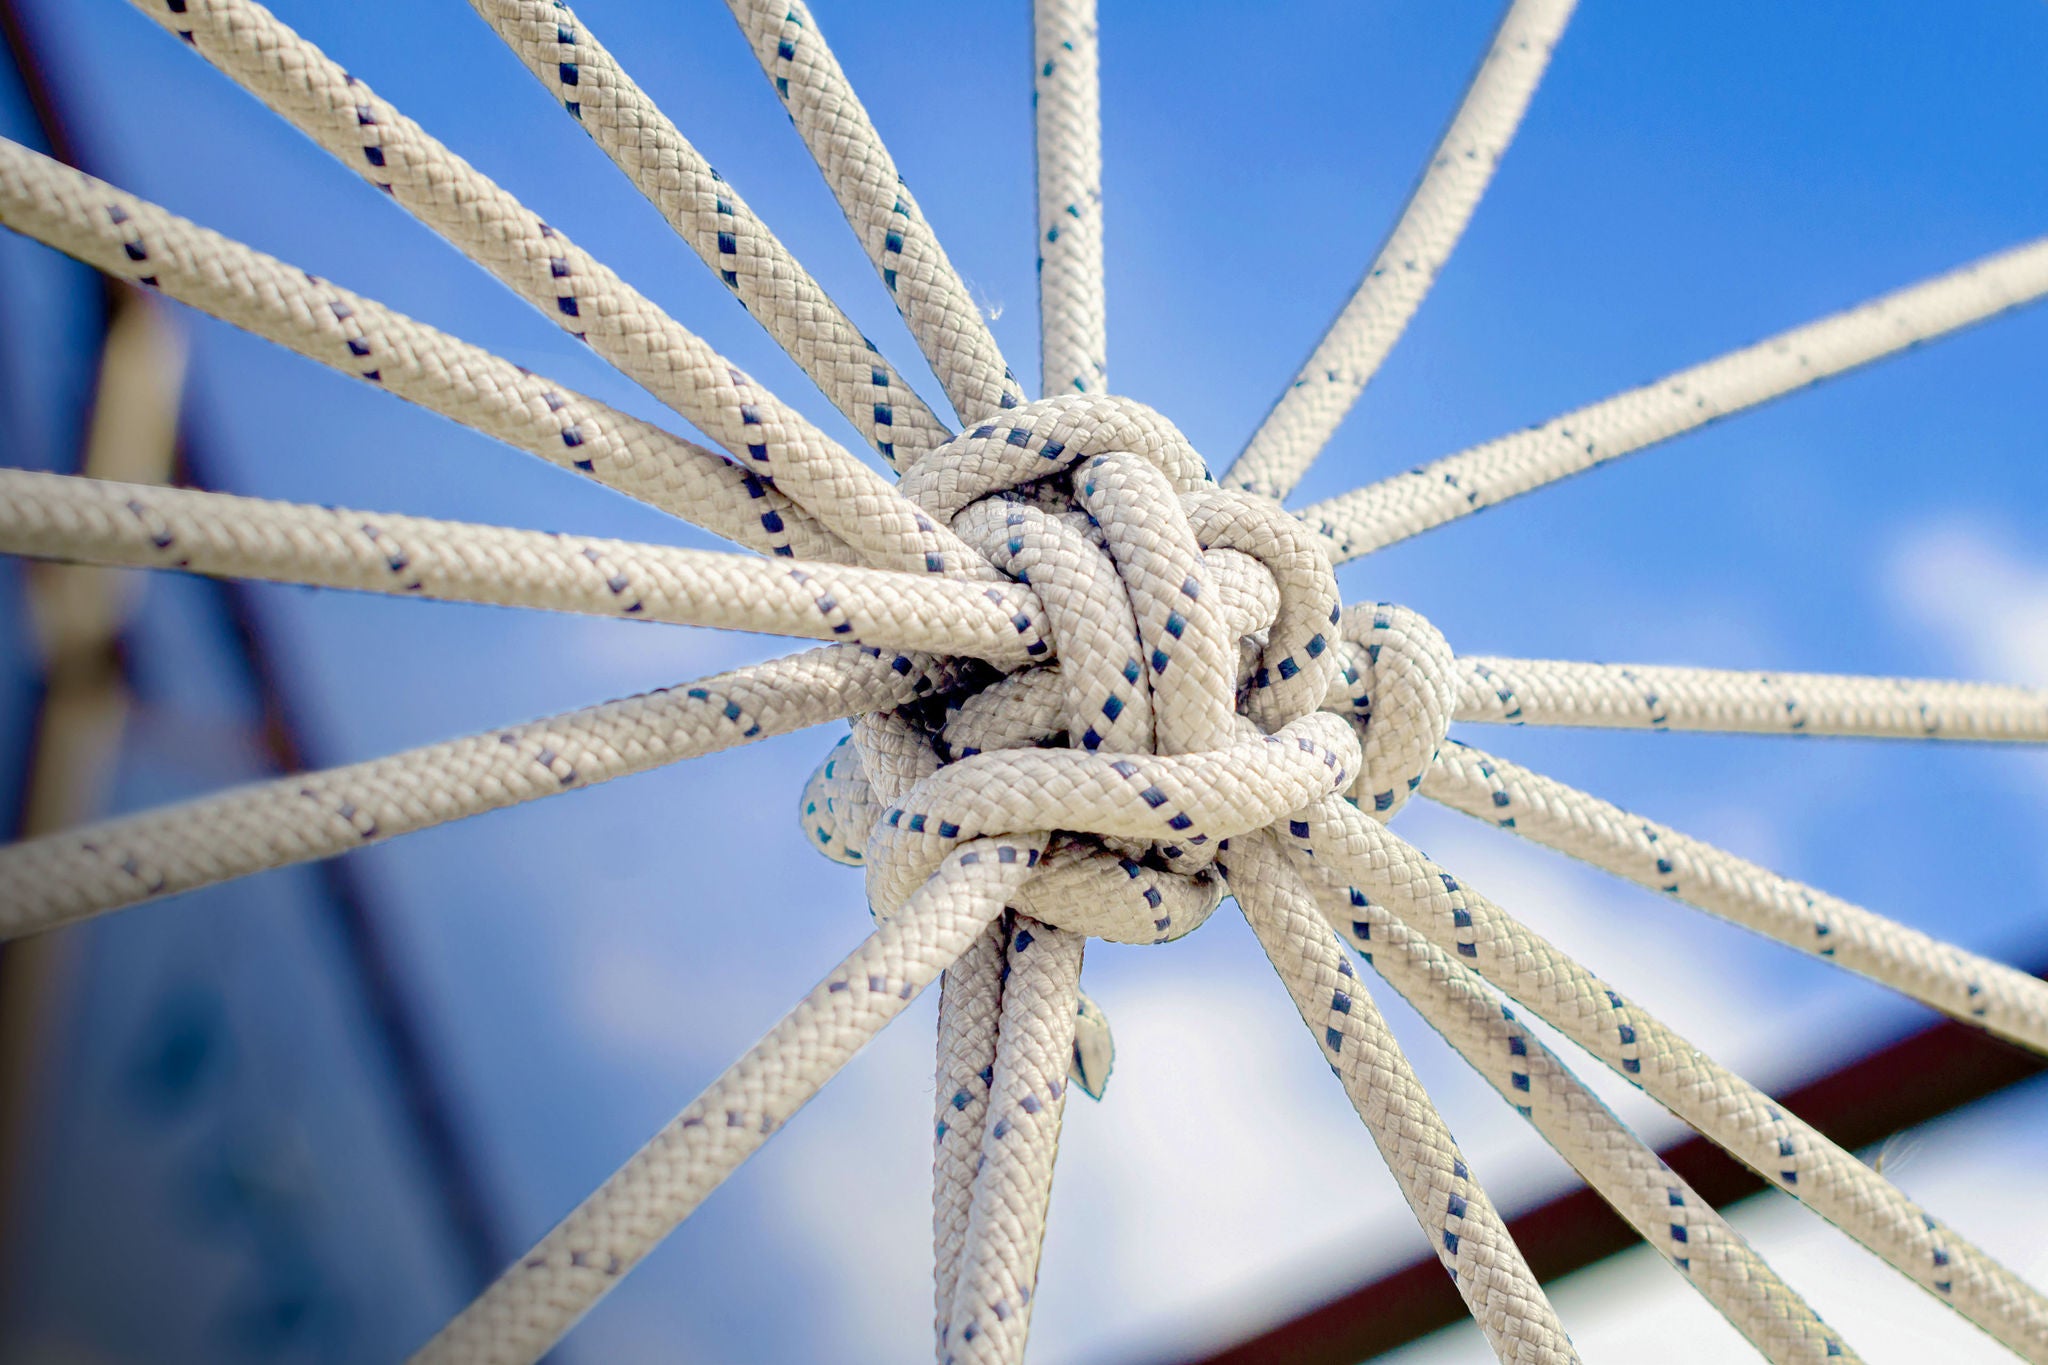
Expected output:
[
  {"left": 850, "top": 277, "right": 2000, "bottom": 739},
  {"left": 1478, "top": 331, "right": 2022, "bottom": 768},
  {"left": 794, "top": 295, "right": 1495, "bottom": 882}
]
[{"left": 3, "top": 1, "right": 2047, "bottom": 1361}]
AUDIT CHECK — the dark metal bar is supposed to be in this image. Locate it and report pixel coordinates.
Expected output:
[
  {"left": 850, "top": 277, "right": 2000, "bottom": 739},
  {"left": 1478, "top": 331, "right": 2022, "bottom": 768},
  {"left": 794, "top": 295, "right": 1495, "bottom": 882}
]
[{"left": 1171, "top": 971, "right": 2048, "bottom": 1365}]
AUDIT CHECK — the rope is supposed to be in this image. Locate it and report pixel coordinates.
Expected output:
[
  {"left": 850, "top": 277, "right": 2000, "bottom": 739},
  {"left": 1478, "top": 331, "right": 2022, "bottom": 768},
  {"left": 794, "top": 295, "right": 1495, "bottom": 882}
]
[
  {"left": 1299, "top": 234, "right": 2048, "bottom": 562},
  {"left": 0, "top": 136, "right": 837, "bottom": 560},
  {"left": 725, "top": 0, "right": 1026, "bottom": 423},
  {"left": 412, "top": 833, "right": 1048, "bottom": 1365},
  {"left": 134, "top": 0, "right": 988, "bottom": 581},
  {"left": 1032, "top": 0, "right": 1106, "bottom": 398},
  {"left": 1228, "top": 831, "right": 1579, "bottom": 1365},
  {"left": 1276, "top": 838, "right": 1859, "bottom": 1363},
  {"left": 0, "top": 645, "right": 962, "bottom": 937},
  {"left": 1423, "top": 739, "right": 2048, "bottom": 1054},
  {"left": 0, "top": 470, "right": 1053, "bottom": 665},
  {"left": 466, "top": 0, "right": 952, "bottom": 468},
  {"left": 1452, "top": 656, "right": 2048, "bottom": 740},
  {"left": 1285, "top": 797, "right": 2048, "bottom": 1360},
  {"left": 1225, "top": 0, "right": 1577, "bottom": 501}
]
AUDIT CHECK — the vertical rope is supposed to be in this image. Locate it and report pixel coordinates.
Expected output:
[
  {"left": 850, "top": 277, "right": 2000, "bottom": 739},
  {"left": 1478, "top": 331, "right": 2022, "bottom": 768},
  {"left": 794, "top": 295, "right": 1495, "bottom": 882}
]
[{"left": 1032, "top": 0, "right": 1106, "bottom": 399}]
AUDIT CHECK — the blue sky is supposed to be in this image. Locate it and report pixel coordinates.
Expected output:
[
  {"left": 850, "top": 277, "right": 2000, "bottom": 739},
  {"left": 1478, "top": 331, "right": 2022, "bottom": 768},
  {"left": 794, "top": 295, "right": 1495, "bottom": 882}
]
[{"left": 4, "top": 1, "right": 2048, "bottom": 1362}]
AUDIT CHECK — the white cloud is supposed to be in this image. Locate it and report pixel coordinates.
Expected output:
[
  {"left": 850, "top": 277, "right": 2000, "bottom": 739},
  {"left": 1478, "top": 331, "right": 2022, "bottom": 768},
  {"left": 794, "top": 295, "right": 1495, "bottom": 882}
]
[{"left": 1887, "top": 517, "right": 2048, "bottom": 685}]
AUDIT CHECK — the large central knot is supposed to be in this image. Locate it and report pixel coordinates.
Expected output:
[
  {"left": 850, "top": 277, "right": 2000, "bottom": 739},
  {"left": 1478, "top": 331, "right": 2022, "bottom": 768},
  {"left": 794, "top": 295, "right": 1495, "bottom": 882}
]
[{"left": 801, "top": 394, "right": 1369, "bottom": 946}]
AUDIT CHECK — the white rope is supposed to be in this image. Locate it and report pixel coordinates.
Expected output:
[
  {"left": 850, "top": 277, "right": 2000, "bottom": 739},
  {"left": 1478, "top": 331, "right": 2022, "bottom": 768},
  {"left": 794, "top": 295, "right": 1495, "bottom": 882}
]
[
  {"left": 1276, "top": 836, "right": 1861, "bottom": 1364},
  {"left": 0, "top": 645, "right": 959, "bottom": 936},
  {"left": 466, "top": 0, "right": 952, "bottom": 468},
  {"left": 725, "top": 0, "right": 1026, "bottom": 423},
  {"left": 1225, "top": 0, "right": 1577, "bottom": 501},
  {"left": 933, "top": 920, "right": 1010, "bottom": 1347},
  {"left": 1032, "top": 0, "right": 1106, "bottom": 399},
  {"left": 412, "top": 833, "right": 1048, "bottom": 1365},
  {"left": 1285, "top": 795, "right": 2048, "bottom": 1360},
  {"left": 0, "top": 136, "right": 839, "bottom": 560},
  {"left": 1452, "top": 656, "right": 2048, "bottom": 740},
  {"left": 1299, "top": 234, "right": 2048, "bottom": 562},
  {"left": 1423, "top": 739, "right": 2048, "bottom": 1054},
  {"left": 1228, "top": 830, "right": 1579, "bottom": 1365},
  {"left": 135, "top": 0, "right": 989, "bottom": 581},
  {"left": 0, "top": 470, "right": 1053, "bottom": 665}
]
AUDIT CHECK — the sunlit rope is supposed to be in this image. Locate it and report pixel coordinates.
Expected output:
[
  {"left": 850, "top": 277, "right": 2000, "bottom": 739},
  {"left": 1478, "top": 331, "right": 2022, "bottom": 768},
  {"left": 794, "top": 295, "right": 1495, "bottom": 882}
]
[{"left": 3, "top": 3, "right": 2048, "bottom": 1365}]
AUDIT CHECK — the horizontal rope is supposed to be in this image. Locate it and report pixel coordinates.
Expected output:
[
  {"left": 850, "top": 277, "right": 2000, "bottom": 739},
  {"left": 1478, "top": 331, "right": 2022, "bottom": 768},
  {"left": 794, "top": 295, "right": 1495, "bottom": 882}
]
[
  {"left": 0, "top": 471, "right": 1050, "bottom": 665},
  {"left": 1287, "top": 796, "right": 2048, "bottom": 1360},
  {"left": 468, "top": 0, "right": 952, "bottom": 468},
  {"left": 1423, "top": 739, "right": 2048, "bottom": 1054},
  {"left": 1299, "top": 234, "right": 2048, "bottom": 562},
  {"left": 725, "top": 0, "right": 1024, "bottom": 423},
  {"left": 1277, "top": 836, "right": 1859, "bottom": 1363},
  {"left": 0, "top": 135, "right": 842, "bottom": 560},
  {"left": 413, "top": 835, "right": 1045, "bottom": 1365},
  {"left": 1225, "top": 0, "right": 1577, "bottom": 501},
  {"left": 1453, "top": 656, "right": 2048, "bottom": 740},
  {"left": 0, "top": 644, "right": 960, "bottom": 936},
  {"left": 137, "top": 0, "right": 990, "bottom": 580}
]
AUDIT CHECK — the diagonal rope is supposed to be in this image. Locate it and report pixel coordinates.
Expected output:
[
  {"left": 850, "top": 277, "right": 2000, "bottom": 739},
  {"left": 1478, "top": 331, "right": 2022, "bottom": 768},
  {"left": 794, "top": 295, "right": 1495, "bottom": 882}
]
[
  {"left": 1032, "top": 0, "right": 1106, "bottom": 399},
  {"left": 1424, "top": 739, "right": 2048, "bottom": 1055},
  {"left": 411, "top": 833, "right": 1048, "bottom": 1365},
  {"left": 1286, "top": 795, "right": 2048, "bottom": 1360},
  {"left": 725, "top": 0, "right": 1026, "bottom": 423},
  {"left": 0, "top": 644, "right": 965, "bottom": 937},
  {"left": 1225, "top": 0, "right": 1577, "bottom": 501},
  {"left": 134, "top": 0, "right": 989, "bottom": 580},
  {"left": 1451, "top": 656, "right": 2048, "bottom": 741},
  {"left": 0, "top": 470, "right": 1053, "bottom": 665},
  {"left": 0, "top": 135, "right": 839, "bottom": 560},
  {"left": 941, "top": 916, "right": 1084, "bottom": 1364},
  {"left": 1299, "top": 234, "right": 2048, "bottom": 562},
  {"left": 1275, "top": 834, "right": 1861, "bottom": 1364},
  {"left": 466, "top": 0, "right": 952, "bottom": 469},
  {"left": 1228, "top": 829, "right": 1579, "bottom": 1365}
]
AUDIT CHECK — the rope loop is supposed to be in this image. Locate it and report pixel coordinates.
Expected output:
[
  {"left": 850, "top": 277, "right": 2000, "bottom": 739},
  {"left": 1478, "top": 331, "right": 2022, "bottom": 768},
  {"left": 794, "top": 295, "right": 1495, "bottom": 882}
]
[{"left": 1326, "top": 602, "right": 1458, "bottom": 818}]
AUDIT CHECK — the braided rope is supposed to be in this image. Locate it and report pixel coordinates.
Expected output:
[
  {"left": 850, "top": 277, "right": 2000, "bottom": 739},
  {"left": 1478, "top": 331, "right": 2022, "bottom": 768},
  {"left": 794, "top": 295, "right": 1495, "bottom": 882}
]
[
  {"left": 725, "top": 0, "right": 1025, "bottom": 422},
  {"left": 0, "top": 136, "right": 838, "bottom": 560},
  {"left": 1424, "top": 739, "right": 2048, "bottom": 1054},
  {"left": 0, "top": 470, "right": 1053, "bottom": 664},
  {"left": 1276, "top": 838, "right": 1859, "bottom": 1363},
  {"left": 1225, "top": 0, "right": 1577, "bottom": 501},
  {"left": 1032, "top": 0, "right": 1106, "bottom": 398},
  {"left": 0, "top": 645, "right": 959, "bottom": 937},
  {"left": 412, "top": 834, "right": 1048, "bottom": 1365},
  {"left": 467, "top": 0, "right": 952, "bottom": 468},
  {"left": 1229, "top": 831, "right": 1579, "bottom": 1365},
  {"left": 1300, "top": 234, "right": 2048, "bottom": 562},
  {"left": 1452, "top": 656, "right": 2048, "bottom": 740},
  {"left": 1286, "top": 797, "right": 2048, "bottom": 1360},
  {"left": 135, "top": 0, "right": 988, "bottom": 581}
]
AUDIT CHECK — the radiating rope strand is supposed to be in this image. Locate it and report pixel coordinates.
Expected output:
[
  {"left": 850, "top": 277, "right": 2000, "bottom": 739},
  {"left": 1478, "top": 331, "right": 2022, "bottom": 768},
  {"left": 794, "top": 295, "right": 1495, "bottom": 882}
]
[
  {"left": 1423, "top": 739, "right": 2048, "bottom": 1055},
  {"left": 940, "top": 917, "right": 1084, "bottom": 1365},
  {"left": 0, "top": 470, "right": 1052, "bottom": 666},
  {"left": 1032, "top": 0, "right": 1106, "bottom": 399},
  {"left": 0, "top": 136, "right": 840, "bottom": 560},
  {"left": 1299, "top": 234, "right": 2048, "bottom": 562},
  {"left": 410, "top": 835, "right": 1047, "bottom": 1365},
  {"left": 1228, "top": 830, "right": 1579, "bottom": 1365},
  {"left": 466, "top": 0, "right": 951, "bottom": 468},
  {"left": 1277, "top": 839, "right": 1859, "bottom": 1363},
  {"left": 0, "top": 644, "right": 963, "bottom": 937},
  {"left": 135, "top": 0, "right": 989, "bottom": 580},
  {"left": 1287, "top": 796, "right": 2048, "bottom": 1360},
  {"left": 1452, "top": 656, "right": 2048, "bottom": 741},
  {"left": 725, "top": 0, "right": 1025, "bottom": 423},
  {"left": 933, "top": 920, "right": 1010, "bottom": 1348},
  {"left": 1225, "top": 0, "right": 1577, "bottom": 501}
]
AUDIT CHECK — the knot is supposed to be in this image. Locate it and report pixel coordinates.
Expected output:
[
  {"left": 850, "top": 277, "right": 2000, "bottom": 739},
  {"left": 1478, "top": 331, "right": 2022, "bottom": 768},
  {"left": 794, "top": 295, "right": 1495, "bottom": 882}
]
[
  {"left": 1325, "top": 602, "right": 1457, "bottom": 819},
  {"left": 802, "top": 393, "right": 1355, "bottom": 946}
]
